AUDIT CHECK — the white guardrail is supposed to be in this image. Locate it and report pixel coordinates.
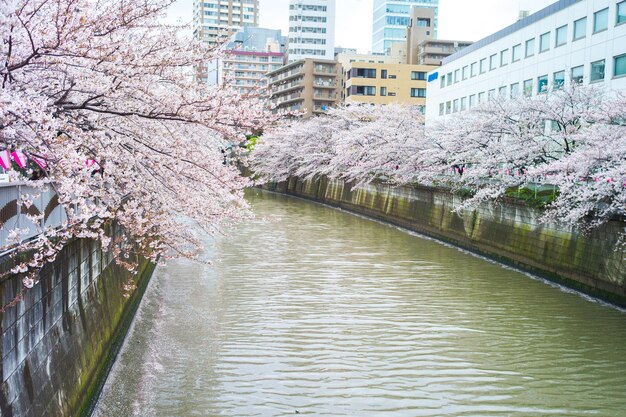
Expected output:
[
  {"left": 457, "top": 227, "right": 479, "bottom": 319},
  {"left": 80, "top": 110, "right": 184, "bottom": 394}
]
[{"left": 0, "top": 182, "right": 66, "bottom": 251}]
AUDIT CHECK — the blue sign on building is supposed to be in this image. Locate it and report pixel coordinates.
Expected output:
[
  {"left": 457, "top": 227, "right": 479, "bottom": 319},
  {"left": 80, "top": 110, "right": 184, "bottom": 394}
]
[{"left": 428, "top": 72, "right": 439, "bottom": 82}]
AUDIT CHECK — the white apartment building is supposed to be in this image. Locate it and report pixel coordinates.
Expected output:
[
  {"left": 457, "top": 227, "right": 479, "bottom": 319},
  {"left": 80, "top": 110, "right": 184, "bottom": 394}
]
[
  {"left": 193, "top": 0, "right": 259, "bottom": 47},
  {"left": 288, "top": 0, "right": 336, "bottom": 62},
  {"left": 425, "top": 0, "right": 626, "bottom": 121}
]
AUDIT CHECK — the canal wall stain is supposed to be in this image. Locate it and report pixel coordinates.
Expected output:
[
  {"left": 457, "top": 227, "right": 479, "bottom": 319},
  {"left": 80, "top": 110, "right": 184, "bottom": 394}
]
[
  {"left": 266, "top": 177, "right": 626, "bottom": 307},
  {"left": 0, "top": 230, "right": 155, "bottom": 417}
]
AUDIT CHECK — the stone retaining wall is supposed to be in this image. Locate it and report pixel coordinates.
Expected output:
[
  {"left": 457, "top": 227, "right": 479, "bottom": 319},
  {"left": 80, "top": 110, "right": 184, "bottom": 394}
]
[{"left": 0, "top": 229, "right": 154, "bottom": 417}]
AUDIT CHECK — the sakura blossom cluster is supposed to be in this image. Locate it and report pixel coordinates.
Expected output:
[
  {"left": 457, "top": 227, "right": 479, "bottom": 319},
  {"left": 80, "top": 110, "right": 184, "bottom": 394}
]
[
  {"left": 250, "top": 84, "right": 626, "bottom": 233},
  {"left": 1, "top": 0, "right": 276, "bottom": 289}
]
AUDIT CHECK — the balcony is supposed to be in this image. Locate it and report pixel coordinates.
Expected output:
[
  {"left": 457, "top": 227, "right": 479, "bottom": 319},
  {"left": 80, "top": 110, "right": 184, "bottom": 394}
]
[{"left": 313, "top": 80, "right": 337, "bottom": 88}]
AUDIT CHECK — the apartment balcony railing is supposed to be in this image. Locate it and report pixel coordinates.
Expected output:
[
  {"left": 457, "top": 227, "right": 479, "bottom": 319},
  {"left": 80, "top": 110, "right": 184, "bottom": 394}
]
[
  {"left": 313, "top": 65, "right": 337, "bottom": 75},
  {"left": 269, "top": 66, "right": 303, "bottom": 84},
  {"left": 313, "top": 80, "right": 337, "bottom": 88},
  {"left": 313, "top": 92, "right": 337, "bottom": 100},
  {"left": 0, "top": 182, "right": 66, "bottom": 253}
]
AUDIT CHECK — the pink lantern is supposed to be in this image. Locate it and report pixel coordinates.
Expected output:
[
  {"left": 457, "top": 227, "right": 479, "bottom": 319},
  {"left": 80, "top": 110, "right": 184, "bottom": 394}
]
[
  {"left": 0, "top": 150, "right": 10, "bottom": 170},
  {"left": 10, "top": 151, "right": 27, "bottom": 168}
]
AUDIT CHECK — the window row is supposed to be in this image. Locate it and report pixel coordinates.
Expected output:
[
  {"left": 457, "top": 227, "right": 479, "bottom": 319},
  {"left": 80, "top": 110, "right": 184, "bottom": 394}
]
[
  {"left": 440, "top": 1, "right": 626, "bottom": 89},
  {"left": 346, "top": 69, "right": 428, "bottom": 80},
  {"left": 437, "top": 54, "right": 626, "bottom": 116},
  {"left": 347, "top": 86, "right": 426, "bottom": 98}
]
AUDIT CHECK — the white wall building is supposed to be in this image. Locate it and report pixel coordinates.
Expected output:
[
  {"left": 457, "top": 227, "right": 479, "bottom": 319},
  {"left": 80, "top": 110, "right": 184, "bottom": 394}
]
[
  {"left": 288, "top": 0, "right": 336, "bottom": 62},
  {"left": 425, "top": 0, "right": 626, "bottom": 121}
]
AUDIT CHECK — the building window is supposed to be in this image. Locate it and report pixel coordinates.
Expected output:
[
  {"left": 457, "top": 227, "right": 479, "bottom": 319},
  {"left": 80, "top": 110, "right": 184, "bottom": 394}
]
[
  {"left": 619, "top": 1, "right": 626, "bottom": 25},
  {"left": 573, "top": 17, "right": 587, "bottom": 40},
  {"left": 440, "top": 75, "right": 445, "bottom": 88},
  {"left": 411, "top": 71, "right": 426, "bottom": 80},
  {"left": 571, "top": 65, "right": 584, "bottom": 83},
  {"left": 447, "top": 72, "right": 452, "bottom": 86},
  {"left": 381, "top": 69, "right": 388, "bottom": 79},
  {"left": 555, "top": 25, "right": 567, "bottom": 47},
  {"left": 523, "top": 79, "right": 533, "bottom": 96},
  {"left": 354, "top": 85, "right": 376, "bottom": 95},
  {"left": 489, "top": 54, "right": 497, "bottom": 70},
  {"left": 525, "top": 38, "right": 535, "bottom": 57},
  {"left": 469, "top": 94, "right": 476, "bottom": 108},
  {"left": 498, "top": 86, "right": 507, "bottom": 97},
  {"left": 553, "top": 70, "right": 565, "bottom": 89},
  {"left": 615, "top": 54, "right": 626, "bottom": 77},
  {"left": 479, "top": 58, "right": 487, "bottom": 74},
  {"left": 411, "top": 88, "right": 426, "bottom": 98},
  {"left": 488, "top": 89, "right": 495, "bottom": 100},
  {"left": 454, "top": 69, "right": 460, "bottom": 83},
  {"left": 593, "top": 8, "right": 609, "bottom": 33},
  {"left": 381, "top": 86, "right": 387, "bottom": 96},
  {"left": 460, "top": 96, "right": 467, "bottom": 111},
  {"left": 511, "top": 44, "right": 521, "bottom": 62},
  {"left": 478, "top": 92, "right": 485, "bottom": 103},
  {"left": 353, "top": 68, "right": 376, "bottom": 78},
  {"left": 446, "top": 101, "right": 451, "bottom": 114},
  {"left": 537, "top": 75, "right": 548, "bottom": 93},
  {"left": 510, "top": 82, "right": 519, "bottom": 98},
  {"left": 500, "top": 49, "right": 509, "bottom": 66},
  {"left": 539, "top": 32, "right": 550, "bottom": 52},
  {"left": 439, "top": 102, "right": 444, "bottom": 116},
  {"left": 470, "top": 62, "right": 477, "bottom": 77},
  {"left": 453, "top": 99, "right": 459, "bottom": 112},
  {"left": 462, "top": 66, "right": 468, "bottom": 80},
  {"left": 590, "top": 59, "right": 605, "bottom": 82}
]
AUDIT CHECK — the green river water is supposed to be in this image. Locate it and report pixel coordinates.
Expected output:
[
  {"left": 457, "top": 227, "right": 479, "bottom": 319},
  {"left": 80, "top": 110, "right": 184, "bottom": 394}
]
[{"left": 94, "top": 190, "right": 626, "bottom": 416}]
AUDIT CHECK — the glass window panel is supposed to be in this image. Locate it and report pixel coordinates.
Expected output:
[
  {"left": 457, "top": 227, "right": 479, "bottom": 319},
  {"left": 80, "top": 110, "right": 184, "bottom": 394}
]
[
  {"left": 540, "top": 32, "right": 550, "bottom": 52},
  {"left": 593, "top": 8, "right": 608, "bottom": 33},
  {"left": 619, "top": 1, "right": 626, "bottom": 25},
  {"left": 500, "top": 49, "right": 509, "bottom": 66},
  {"left": 590, "top": 60, "right": 605, "bottom": 82},
  {"left": 470, "top": 62, "right": 477, "bottom": 77},
  {"left": 555, "top": 25, "right": 567, "bottom": 47},
  {"left": 573, "top": 17, "right": 587, "bottom": 40},
  {"left": 615, "top": 54, "right": 626, "bottom": 77},
  {"left": 571, "top": 65, "right": 584, "bottom": 83},
  {"left": 490, "top": 54, "right": 497, "bottom": 70},
  {"left": 523, "top": 79, "right": 533, "bottom": 96},
  {"left": 512, "top": 44, "right": 521, "bottom": 62},
  {"left": 480, "top": 58, "right": 487, "bottom": 73},
  {"left": 553, "top": 70, "right": 565, "bottom": 89},
  {"left": 439, "top": 103, "right": 444, "bottom": 116},
  {"left": 469, "top": 94, "right": 476, "bottom": 108},
  {"left": 462, "top": 66, "right": 468, "bottom": 80},
  {"left": 478, "top": 92, "right": 485, "bottom": 103},
  {"left": 499, "top": 86, "right": 507, "bottom": 97},
  {"left": 460, "top": 97, "right": 467, "bottom": 111},
  {"left": 510, "top": 82, "right": 519, "bottom": 98},
  {"left": 525, "top": 38, "right": 535, "bottom": 57}
]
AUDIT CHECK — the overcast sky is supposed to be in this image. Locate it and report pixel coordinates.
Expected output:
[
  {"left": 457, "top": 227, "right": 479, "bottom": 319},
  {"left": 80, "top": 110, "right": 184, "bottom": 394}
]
[{"left": 167, "top": 0, "right": 556, "bottom": 53}]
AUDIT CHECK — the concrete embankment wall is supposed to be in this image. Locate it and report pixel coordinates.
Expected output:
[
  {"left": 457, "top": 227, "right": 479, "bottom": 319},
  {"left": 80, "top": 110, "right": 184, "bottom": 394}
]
[
  {"left": 0, "top": 228, "right": 154, "bottom": 417},
  {"left": 266, "top": 177, "right": 626, "bottom": 306}
]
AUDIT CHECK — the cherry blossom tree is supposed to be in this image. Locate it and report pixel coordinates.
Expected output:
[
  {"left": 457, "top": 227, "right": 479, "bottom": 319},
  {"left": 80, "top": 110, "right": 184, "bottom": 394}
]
[{"left": 1, "top": 0, "right": 275, "bottom": 288}]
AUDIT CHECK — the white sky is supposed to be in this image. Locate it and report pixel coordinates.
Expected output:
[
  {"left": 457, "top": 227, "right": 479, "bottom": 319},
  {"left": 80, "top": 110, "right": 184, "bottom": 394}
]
[{"left": 166, "top": 0, "right": 557, "bottom": 53}]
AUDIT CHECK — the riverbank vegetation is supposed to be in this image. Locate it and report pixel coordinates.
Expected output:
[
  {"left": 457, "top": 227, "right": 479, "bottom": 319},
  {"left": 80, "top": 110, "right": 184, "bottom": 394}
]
[{"left": 250, "top": 85, "right": 626, "bottom": 234}]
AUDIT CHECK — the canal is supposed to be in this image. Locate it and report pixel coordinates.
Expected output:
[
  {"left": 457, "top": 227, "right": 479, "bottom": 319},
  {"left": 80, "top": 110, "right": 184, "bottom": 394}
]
[{"left": 94, "top": 190, "right": 626, "bottom": 417}]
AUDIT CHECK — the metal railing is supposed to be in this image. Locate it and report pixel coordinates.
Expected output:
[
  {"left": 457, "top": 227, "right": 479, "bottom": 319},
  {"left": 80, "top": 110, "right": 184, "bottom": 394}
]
[{"left": 0, "top": 182, "right": 66, "bottom": 251}]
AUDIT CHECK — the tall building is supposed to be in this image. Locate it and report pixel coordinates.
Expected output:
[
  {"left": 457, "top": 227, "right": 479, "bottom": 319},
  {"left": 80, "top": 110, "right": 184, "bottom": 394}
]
[
  {"left": 217, "top": 27, "right": 287, "bottom": 94},
  {"left": 288, "top": 0, "right": 336, "bottom": 62},
  {"left": 267, "top": 58, "right": 341, "bottom": 117},
  {"left": 193, "top": 0, "right": 260, "bottom": 82},
  {"left": 372, "top": 0, "right": 439, "bottom": 54},
  {"left": 193, "top": 0, "right": 260, "bottom": 47},
  {"left": 425, "top": 0, "right": 626, "bottom": 121}
]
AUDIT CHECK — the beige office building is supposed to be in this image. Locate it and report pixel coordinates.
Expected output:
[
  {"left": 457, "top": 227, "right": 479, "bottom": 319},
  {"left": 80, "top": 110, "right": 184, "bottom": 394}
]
[
  {"left": 267, "top": 59, "right": 341, "bottom": 117},
  {"left": 343, "top": 62, "right": 437, "bottom": 111}
]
